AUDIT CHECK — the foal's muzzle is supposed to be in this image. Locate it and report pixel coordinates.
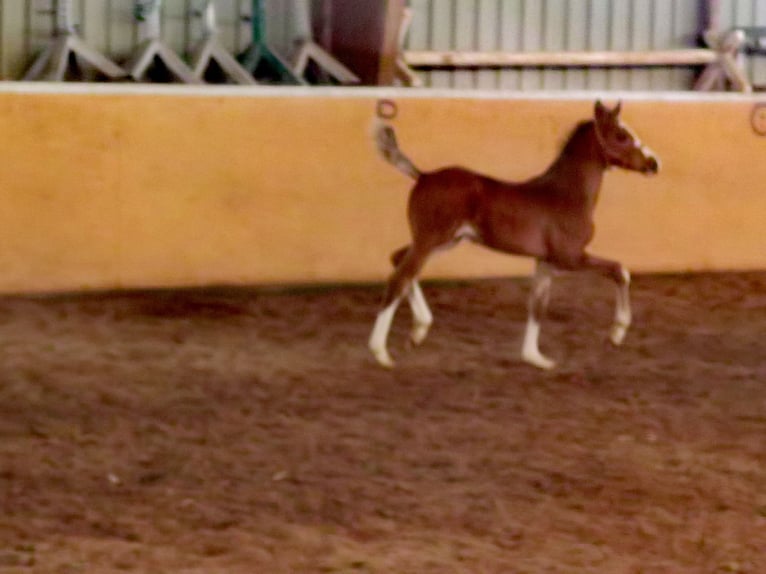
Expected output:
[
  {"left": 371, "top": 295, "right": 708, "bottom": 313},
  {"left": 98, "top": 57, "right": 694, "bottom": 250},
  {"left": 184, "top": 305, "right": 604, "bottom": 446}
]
[{"left": 643, "top": 155, "right": 660, "bottom": 175}]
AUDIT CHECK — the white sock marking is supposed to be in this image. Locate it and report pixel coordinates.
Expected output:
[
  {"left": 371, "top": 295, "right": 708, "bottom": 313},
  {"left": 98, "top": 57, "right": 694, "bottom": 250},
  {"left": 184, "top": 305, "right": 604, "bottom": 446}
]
[
  {"left": 454, "top": 222, "right": 479, "bottom": 241},
  {"left": 521, "top": 262, "right": 556, "bottom": 370},
  {"left": 610, "top": 267, "right": 631, "bottom": 346},
  {"left": 521, "top": 316, "right": 556, "bottom": 370},
  {"left": 408, "top": 281, "right": 432, "bottom": 345},
  {"left": 369, "top": 298, "right": 401, "bottom": 368}
]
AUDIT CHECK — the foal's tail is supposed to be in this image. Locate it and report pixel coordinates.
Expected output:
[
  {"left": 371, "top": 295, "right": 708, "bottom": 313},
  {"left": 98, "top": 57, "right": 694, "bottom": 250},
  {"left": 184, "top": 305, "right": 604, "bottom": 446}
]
[{"left": 373, "top": 100, "right": 421, "bottom": 180}]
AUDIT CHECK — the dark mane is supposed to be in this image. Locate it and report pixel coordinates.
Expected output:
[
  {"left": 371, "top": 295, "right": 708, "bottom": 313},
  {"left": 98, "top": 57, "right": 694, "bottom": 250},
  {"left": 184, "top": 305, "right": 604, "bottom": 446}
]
[{"left": 559, "top": 120, "right": 595, "bottom": 157}]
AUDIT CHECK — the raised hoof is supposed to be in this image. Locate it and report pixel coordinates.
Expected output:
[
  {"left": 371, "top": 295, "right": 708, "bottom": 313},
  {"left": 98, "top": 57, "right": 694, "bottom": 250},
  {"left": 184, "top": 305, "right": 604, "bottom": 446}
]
[
  {"left": 370, "top": 346, "right": 395, "bottom": 369},
  {"left": 410, "top": 322, "right": 431, "bottom": 346},
  {"left": 609, "top": 323, "right": 629, "bottom": 346},
  {"left": 522, "top": 351, "right": 557, "bottom": 371}
]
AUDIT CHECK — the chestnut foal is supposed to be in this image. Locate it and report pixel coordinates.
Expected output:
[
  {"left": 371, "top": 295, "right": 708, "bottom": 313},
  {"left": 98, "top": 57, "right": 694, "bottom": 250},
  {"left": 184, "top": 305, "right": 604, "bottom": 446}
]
[{"left": 369, "top": 100, "right": 659, "bottom": 370}]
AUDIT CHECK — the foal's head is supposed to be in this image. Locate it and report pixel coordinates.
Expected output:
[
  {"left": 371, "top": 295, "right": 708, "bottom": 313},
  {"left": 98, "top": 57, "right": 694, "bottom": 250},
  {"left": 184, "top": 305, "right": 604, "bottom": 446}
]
[{"left": 593, "top": 100, "right": 659, "bottom": 175}]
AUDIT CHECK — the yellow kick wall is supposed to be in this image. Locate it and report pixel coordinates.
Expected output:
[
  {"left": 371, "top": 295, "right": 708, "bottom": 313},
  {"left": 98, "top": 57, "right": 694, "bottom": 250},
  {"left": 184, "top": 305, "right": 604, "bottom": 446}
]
[{"left": 0, "top": 86, "right": 764, "bottom": 294}]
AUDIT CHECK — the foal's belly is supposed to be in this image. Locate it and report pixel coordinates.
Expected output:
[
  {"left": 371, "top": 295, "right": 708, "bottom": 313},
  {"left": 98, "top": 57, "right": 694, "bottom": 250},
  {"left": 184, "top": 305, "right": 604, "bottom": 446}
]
[{"left": 474, "top": 199, "right": 549, "bottom": 258}]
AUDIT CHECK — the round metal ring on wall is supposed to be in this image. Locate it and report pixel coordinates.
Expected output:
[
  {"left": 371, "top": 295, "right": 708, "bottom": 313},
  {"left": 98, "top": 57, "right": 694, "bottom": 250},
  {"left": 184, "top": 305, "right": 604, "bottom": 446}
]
[
  {"left": 376, "top": 99, "right": 398, "bottom": 120},
  {"left": 751, "top": 103, "right": 766, "bottom": 136}
]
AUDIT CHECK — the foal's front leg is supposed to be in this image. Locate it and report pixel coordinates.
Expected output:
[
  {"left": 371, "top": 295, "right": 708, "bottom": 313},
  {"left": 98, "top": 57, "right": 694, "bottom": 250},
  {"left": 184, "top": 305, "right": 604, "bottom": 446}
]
[
  {"left": 521, "top": 260, "right": 556, "bottom": 370},
  {"left": 408, "top": 280, "right": 433, "bottom": 345},
  {"left": 580, "top": 254, "right": 631, "bottom": 345}
]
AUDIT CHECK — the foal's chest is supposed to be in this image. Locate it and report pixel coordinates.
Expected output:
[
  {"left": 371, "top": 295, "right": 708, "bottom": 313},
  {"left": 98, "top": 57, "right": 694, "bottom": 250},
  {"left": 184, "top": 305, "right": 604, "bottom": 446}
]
[{"left": 548, "top": 213, "right": 596, "bottom": 249}]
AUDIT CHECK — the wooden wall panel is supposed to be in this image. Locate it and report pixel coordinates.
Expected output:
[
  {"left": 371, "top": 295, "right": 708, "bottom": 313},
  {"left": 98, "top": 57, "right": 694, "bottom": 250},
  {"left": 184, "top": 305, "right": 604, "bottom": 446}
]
[{"left": 0, "top": 85, "right": 764, "bottom": 294}]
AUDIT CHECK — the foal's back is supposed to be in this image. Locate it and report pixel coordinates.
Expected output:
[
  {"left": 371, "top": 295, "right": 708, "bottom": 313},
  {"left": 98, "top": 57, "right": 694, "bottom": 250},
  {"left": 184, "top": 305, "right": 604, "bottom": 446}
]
[{"left": 408, "top": 167, "right": 557, "bottom": 257}]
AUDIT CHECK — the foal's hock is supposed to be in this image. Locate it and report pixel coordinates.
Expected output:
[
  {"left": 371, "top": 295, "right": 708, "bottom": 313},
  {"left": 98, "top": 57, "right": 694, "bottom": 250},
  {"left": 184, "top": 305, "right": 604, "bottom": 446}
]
[{"left": 369, "top": 100, "right": 659, "bottom": 370}]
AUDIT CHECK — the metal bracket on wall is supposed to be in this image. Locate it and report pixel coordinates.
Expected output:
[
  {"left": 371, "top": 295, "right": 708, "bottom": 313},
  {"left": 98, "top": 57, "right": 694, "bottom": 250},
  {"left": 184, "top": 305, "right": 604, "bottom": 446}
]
[
  {"left": 125, "top": 0, "right": 201, "bottom": 84},
  {"left": 751, "top": 103, "right": 766, "bottom": 136},
  {"left": 238, "top": 0, "right": 304, "bottom": 85},
  {"left": 292, "top": 41, "right": 359, "bottom": 85},
  {"left": 189, "top": 1, "right": 257, "bottom": 84},
  {"left": 289, "top": 0, "right": 358, "bottom": 85},
  {"left": 695, "top": 29, "right": 752, "bottom": 93},
  {"left": 23, "top": 0, "right": 127, "bottom": 81},
  {"left": 393, "top": 7, "right": 421, "bottom": 87}
]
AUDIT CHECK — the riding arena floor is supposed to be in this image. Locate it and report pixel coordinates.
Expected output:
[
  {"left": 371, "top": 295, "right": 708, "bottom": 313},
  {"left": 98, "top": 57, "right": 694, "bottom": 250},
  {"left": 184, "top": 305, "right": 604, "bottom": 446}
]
[{"left": 1, "top": 270, "right": 765, "bottom": 573}]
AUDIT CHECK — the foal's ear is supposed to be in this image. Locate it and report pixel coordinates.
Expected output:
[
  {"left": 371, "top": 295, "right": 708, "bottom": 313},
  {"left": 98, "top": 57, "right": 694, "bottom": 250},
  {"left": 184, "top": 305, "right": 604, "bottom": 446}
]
[
  {"left": 612, "top": 100, "right": 623, "bottom": 116},
  {"left": 594, "top": 100, "right": 609, "bottom": 123}
]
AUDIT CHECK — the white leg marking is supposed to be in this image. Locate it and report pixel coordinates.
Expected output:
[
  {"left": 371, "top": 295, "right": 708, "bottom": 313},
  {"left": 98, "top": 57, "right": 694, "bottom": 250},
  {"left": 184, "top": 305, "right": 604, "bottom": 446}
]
[
  {"left": 454, "top": 222, "right": 479, "bottom": 241},
  {"left": 369, "top": 298, "right": 401, "bottom": 368},
  {"left": 521, "top": 316, "right": 556, "bottom": 371},
  {"left": 408, "top": 281, "right": 433, "bottom": 345},
  {"left": 610, "top": 267, "right": 632, "bottom": 346},
  {"left": 521, "top": 262, "right": 556, "bottom": 370}
]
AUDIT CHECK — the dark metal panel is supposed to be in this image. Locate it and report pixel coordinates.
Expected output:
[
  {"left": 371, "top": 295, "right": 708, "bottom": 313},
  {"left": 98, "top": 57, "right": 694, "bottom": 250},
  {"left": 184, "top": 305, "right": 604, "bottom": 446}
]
[{"left": 670, "top": 0, "right": 698, "bottom": 89}]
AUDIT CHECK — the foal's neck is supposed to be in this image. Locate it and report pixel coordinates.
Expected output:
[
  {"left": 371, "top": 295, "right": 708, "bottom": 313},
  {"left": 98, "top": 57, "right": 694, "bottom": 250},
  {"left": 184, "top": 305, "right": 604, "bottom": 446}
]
[{"left": 544, "top": 121, "right": 607, "bottom": 211}]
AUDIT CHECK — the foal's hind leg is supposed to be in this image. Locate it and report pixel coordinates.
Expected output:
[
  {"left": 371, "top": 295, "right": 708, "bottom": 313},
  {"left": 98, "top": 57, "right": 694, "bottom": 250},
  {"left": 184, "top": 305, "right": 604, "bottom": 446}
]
[
  {"left": 391, "top": 245, "right": 433, "bottom": 346},
  {"left": 521, "top": 260, "right": 556, "bottom": 370},
  {"left": 369, "top": 246, "right": 432, "bottom": 367}
]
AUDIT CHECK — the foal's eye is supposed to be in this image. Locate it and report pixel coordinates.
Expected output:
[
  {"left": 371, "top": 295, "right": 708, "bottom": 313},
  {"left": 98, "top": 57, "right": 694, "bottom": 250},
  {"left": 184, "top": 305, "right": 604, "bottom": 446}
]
[{"left": 616, "top": 131, "right": 630, "bottom": 143}]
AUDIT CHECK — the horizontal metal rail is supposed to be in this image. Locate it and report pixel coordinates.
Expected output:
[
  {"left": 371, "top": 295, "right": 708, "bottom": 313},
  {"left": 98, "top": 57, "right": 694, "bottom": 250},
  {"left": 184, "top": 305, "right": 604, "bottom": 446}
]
[{"left": 404, "top": 49, "right": 719, "bottom": 69}]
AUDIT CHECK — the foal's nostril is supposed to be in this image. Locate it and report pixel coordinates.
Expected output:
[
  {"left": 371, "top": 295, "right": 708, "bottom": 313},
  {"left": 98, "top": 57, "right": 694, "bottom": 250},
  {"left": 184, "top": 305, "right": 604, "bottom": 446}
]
[{"left": 646, "top": 156, "right": 659, "bottom": 174}]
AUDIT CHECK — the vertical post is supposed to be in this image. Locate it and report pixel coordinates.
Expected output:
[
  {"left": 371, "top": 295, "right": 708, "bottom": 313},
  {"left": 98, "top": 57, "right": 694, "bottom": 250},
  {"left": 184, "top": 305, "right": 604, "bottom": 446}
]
[
  {"left": 127, "top": 0, "right": 199, "bottom": 83},
  {"left": 311, "top": 0, "right": 404, "bottom": 85},
  {"left": 239, "top": 0, "right": 302, "bottom": 83},
  {"left": 314, "top": 0, "right": 333, "bottom": 49},
  {"left": 251, "top": 0, "right": 266, "bottom": 47},
  {"left": 135, "top": 0, "right": 162, "bottom": 42},
  {"left": 290, "top": 0, "right": 311, "bottom": 44},
  {"left": 378, "top": 0, "right": 405, "bottom": 85},
  {"left": 1, "top": 1, "right": 29, "bottom": 78},
  {"left": 705, "top": 0, "right": 721, "bottom": 33},
  {"left": 55, "top": 0, "right": 75, "bottom": 34},
  {"left": 203, "top": 0, "right": 216, "bottom": 37}
]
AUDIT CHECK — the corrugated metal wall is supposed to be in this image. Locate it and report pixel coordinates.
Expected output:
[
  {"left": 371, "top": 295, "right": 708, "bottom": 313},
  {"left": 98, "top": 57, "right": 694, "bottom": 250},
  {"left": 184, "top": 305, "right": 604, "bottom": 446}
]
[
  {"left": 0, "top": 1, "right": 764, "bottom": 88},
  {"left": 406, "top": 0, "right": 766, "bottom": 90}
]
